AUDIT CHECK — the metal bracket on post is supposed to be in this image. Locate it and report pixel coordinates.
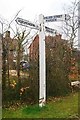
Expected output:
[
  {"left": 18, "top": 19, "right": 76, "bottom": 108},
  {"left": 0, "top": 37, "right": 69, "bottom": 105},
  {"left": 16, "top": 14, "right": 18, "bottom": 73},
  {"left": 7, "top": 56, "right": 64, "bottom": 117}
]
[{"left": 39, "top": 14, "right": 46, "bottom": 107}]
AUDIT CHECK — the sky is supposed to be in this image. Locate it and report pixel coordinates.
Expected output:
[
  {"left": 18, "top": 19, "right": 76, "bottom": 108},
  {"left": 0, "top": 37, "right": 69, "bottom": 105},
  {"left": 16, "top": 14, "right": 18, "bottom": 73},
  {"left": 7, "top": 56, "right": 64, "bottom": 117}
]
[
  {"left": 0, "top": 0, "right": 79, "bottom": 51},
  {"left": 0, "top": 0, "right": 77, "bottom": 40},
  {"left": 0, "top": 0, "right": 73, "bottom": 22}
]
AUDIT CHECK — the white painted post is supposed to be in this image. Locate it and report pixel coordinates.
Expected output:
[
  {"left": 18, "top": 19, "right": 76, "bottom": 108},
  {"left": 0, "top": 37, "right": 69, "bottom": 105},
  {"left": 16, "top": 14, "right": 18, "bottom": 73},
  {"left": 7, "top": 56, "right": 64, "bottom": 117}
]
[{"left": 39, "top": 14, "right": 46, "bottom": 107}]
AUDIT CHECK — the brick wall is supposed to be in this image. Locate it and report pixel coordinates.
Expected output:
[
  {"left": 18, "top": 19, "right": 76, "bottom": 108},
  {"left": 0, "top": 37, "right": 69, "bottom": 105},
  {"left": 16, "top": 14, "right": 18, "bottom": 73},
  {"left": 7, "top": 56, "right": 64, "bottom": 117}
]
[{"left": 28, "top": 34, "right": 63, "bottom": 61}]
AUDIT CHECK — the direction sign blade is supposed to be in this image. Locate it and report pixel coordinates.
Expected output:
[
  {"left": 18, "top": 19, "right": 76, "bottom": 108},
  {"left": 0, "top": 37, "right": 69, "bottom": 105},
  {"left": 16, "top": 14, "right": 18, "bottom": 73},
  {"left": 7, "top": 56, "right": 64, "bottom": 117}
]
[
  {"left": 44, "top": 15, "right": 63, "bottom": 22},
  {"left": 16, "top": 17, "right": 39, "bottom": 30},
  {"left": 44, "top": 14, "right": 70, "bottom": 22},
  {"left": 45, "top": 26, "right": 56, "bottom": 34}
]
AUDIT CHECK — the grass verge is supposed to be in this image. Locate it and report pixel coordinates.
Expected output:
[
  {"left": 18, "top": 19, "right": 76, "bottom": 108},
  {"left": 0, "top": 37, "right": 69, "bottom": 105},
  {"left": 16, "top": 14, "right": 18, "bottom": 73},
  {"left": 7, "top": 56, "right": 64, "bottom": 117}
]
[{"left": 2, "top": 92, "right": 79, "bottom": 118}]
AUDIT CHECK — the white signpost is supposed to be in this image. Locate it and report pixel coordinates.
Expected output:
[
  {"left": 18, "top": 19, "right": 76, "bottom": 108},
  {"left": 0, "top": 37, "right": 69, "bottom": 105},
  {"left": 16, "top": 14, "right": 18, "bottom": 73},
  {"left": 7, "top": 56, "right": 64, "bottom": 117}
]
[{"left": 16, "top": 13, "right": 68, "bottom": 107}]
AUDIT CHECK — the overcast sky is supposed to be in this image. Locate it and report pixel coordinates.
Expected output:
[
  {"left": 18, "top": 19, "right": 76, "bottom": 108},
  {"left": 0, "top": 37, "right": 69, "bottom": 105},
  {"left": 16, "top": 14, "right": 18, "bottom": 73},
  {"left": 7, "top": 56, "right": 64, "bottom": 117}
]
[
  {"left": 0, "top": 0, "right": 78, "bottom": 39},
  {"left": 0, "top": 0, "right": 79, "bottom": 50},
  {"left": 0, "top": 0, "right": 74, "bottom": 22}
]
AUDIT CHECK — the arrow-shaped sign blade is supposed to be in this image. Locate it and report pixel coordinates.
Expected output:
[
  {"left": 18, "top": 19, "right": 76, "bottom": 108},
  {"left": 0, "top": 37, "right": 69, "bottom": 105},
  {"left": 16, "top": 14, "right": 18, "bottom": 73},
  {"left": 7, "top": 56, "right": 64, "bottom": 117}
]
[
  {"left": 45, "top": 26, "right": 57, "bottom": 34},
  {"left": 44, "top": 14, "right": 70, "bottom": 22},
  {"left": 16, "top": 17, "right": 39, "bottom": 30}
]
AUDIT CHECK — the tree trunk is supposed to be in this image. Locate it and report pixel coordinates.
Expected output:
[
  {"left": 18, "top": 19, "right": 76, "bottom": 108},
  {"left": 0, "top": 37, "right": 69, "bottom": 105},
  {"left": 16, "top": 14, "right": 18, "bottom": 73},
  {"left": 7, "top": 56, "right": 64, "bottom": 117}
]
[
  {"left": 17, "top": 46, "right": 21, "bottom": 88},
  {"left": 7, "top": 48, "right": 10, "bottom": 87},
  {"left": 2, "top": 38, "right": 6, "bottom": 90}
]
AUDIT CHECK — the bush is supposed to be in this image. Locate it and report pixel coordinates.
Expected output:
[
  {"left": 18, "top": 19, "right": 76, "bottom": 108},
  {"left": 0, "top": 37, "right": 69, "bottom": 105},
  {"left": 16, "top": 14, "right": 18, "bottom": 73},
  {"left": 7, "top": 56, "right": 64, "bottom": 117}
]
[
  {"left": 27, "top": 38, "right": 72, "bottom": 102},
  {"left": 2, "top": 36, "right": 72, "bottom": 105},
  {"left": 27, "top": 61, "right": 39, "bottom": 103},
  {"left": 46, "top": 66, "right": 71, "bottom": 97},
  {"left": 28, "top": 60, "right": 71, "bottom": 103}
]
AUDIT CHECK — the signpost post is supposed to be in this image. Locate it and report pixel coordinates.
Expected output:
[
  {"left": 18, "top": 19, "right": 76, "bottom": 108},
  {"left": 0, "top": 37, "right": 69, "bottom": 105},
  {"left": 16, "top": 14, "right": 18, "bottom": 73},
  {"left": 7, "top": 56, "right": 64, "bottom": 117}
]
[{"left": 39, "top": 14, "right": 46, "bottom": 107}]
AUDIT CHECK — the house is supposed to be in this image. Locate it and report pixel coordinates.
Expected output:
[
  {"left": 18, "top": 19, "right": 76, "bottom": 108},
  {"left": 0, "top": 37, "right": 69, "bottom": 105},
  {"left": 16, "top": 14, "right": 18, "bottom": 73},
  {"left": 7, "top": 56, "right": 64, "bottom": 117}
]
[
  {"left": 28, "top": 34, "right": 80, "bottom": 80},
  {"left": 28, "top": 35, "right": 39, "bottom": 61},
  {"left": 28, "top": 34, "right": 68, "bottom": 61}
]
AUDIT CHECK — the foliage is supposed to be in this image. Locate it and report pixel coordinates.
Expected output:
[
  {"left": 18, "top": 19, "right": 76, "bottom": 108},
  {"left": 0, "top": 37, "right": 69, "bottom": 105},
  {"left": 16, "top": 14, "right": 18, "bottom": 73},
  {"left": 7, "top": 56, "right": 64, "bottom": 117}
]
[
  {"left": 46, "top": 37, "right": 71, "bottom": 97},
  {"left": 28, "top": 60, "right": 39, "bottom": 103},
  {"left": 2, "top": 75, "right": 30, "bottom": 106},
  {"left": 28, "top": 36, "right": 72, "bottom": 103}
]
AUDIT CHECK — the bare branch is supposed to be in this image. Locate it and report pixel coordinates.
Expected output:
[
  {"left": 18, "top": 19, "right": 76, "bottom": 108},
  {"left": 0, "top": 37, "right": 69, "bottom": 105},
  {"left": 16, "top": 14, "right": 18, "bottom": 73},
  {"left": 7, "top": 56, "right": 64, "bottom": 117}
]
[{"left": 8, "top": 9, "right": 22, "bottom": 29}]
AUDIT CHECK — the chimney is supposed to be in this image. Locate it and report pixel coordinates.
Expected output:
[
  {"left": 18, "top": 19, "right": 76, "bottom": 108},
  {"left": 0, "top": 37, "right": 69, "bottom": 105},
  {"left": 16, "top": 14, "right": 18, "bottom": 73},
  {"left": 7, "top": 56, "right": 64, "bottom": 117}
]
[
  {"left": 56, "top": 34, "right": 62, "bottom": 39},
  {"left": 5, "top": 31, "right": 10, "bottom": 38}
]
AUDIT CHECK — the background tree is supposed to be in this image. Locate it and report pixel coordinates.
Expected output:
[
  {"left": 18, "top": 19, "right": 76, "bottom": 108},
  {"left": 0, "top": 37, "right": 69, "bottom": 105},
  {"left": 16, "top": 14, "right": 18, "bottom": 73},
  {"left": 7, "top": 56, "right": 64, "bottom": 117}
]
[
  {"left": 46, "top": 35, "right": 71, "bottom": 97},
  {"left": 62, "top": 0, "right": 80, "bottom": 81},
  {"left": 62, "top": 0, "right": 78, "bottom": 48},
  {"left": 0, "top": 19, "right": 8, "bottom": 89},
  {"left": 0, "top": 11, "right": 21, "bottom": 89},
  {"left": 15, "top": 29, "right": 30, "bottom": 91}
]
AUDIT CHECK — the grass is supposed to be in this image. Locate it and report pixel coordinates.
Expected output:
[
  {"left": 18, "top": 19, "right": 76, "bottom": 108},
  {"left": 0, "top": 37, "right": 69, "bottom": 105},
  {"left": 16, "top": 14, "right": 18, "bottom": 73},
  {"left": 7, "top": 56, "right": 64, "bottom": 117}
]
[{"left": 2, "top": 92, "right": 79, "bottom": 119}]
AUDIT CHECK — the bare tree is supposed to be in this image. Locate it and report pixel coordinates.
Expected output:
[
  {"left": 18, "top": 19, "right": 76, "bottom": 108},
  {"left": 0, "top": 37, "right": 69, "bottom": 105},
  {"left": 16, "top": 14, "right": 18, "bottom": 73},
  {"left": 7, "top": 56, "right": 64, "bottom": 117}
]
[
  {"left": 15, "top": 29, "right": 30, "bottom": 87},
  {"left": 62, "top": 0, "right": 80, "bottom": 81},
  {"left": 0, "top": 10, "right": 22, "bottom": 89},
  {"left": 62, "top": 0, "right": 79, "bottom": 49},
  {"left": 0, "top": 19, "right": 8, "bottom": 89}
]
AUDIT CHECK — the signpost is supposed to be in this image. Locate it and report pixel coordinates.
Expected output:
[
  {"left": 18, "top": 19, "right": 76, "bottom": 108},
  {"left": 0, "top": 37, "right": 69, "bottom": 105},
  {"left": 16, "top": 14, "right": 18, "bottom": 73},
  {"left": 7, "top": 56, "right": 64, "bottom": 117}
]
[{"left": 16, "top": 13, "right": 68, "bottom": 107}]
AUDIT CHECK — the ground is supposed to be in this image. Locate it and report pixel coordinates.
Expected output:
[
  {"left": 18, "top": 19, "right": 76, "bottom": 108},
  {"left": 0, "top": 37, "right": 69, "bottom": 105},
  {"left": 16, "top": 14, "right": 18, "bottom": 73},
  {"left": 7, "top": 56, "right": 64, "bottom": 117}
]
[{"left": 2, "top": 92, "right": 79, "bottom": 119}]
